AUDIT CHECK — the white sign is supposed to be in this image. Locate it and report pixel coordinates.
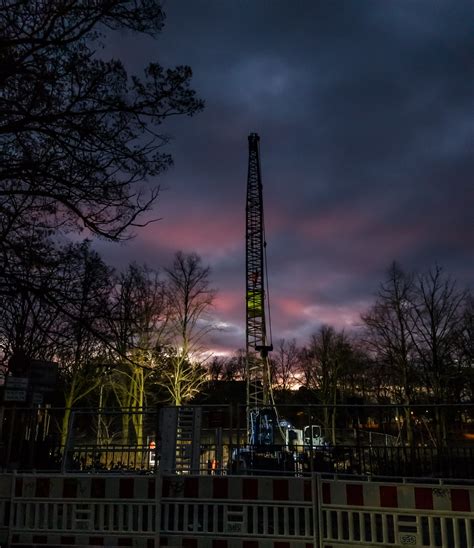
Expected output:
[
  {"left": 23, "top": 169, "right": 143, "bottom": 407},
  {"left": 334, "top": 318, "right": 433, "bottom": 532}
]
[
  {"left": 32, "top": 392, "right": 44, "bottom": 405},
  {"left": 4, "top": 389, "right": 27, "bottom": 402},
  {"left": 5, "top": 376, "right": 28, "bottom": 389}
]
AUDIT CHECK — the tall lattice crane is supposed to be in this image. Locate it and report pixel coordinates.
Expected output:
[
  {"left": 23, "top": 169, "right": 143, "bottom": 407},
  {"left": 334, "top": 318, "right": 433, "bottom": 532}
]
[{"left": 246, "top": 133, "right": 274, "bottom": 445}]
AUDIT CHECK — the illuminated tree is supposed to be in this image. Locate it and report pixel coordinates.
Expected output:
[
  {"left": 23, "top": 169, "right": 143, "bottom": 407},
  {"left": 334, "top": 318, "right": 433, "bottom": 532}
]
[
  {"left": 107, "top": 263, "right": 168, "bottom": 444},
  {"left": 157, "top": 252, "right": 216, "bottom": 405}
]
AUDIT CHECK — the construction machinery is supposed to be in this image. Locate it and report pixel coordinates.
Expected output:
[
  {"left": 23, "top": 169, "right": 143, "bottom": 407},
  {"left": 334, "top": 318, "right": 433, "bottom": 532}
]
[
  {"left": 239, "top": 133, "right": 329, "bottom": 473},
  {"left": 245, "top": 132, "right": 276, "bottom": 448}
]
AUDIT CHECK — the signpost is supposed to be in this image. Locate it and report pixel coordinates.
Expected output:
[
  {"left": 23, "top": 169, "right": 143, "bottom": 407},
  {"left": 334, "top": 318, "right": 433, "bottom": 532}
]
[
  {"left": 1, "top": 358, "right": 58, "bottom": 470},
  {"left": 3, "top": 377, "right": 29, "bottom": 402},
  {"left": 2, "top": 360, "right": 57, "bottom": 404}
]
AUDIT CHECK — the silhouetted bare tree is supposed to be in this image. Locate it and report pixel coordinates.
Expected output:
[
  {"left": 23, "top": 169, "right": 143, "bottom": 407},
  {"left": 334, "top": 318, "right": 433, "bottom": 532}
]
[
  {"left": 270, "top": 339, "right": 300, "bottom": 393},
  {"left": 408, "top": 266, "right": 467, "bottom": 444},
  {"left": 409, "top": 267, "right": 466, "bottom": 402},
  {"left": 301, "top": 325, "right": 353, "bottom": 443},
  {"left": 458, "top": 295, "right": 474, "bottom": 400},
  {"left": 362, "top": 263, "right": 419, "bottom": 442},
  {"left": 55, "top": 241, "right": 112, "bottom": 446},
  {"left": 0, "top": 1, "right": 202, "bottom": 244},
  {"left": 0, "top": 0, "right": 203, "bottom": 338},
  {"left": 0, "top": 236, "right": 59, "bottom": 365}
]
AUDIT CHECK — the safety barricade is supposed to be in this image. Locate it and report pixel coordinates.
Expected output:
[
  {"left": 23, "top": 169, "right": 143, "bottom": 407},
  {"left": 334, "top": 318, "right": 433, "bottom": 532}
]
[
  {"left": 3, "top": 474, "right": 315, "bottom": 547},
  {"left": 3, "top": 472, "right": 474, "bottom": 547},
  {"left": 7, "top": 474, "right": 159, "bottom": 547},
  {"left": 159, "top": 475, "right": 315, "bottom": 547},
  {"left": 318, "top": 477, "right": 474, "bottom": 547}
]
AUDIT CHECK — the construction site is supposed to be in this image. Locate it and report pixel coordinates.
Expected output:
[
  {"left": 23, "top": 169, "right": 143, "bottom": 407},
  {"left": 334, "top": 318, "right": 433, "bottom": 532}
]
[{"left": 1, "top": 134, "right": 473, "bottom": 547}]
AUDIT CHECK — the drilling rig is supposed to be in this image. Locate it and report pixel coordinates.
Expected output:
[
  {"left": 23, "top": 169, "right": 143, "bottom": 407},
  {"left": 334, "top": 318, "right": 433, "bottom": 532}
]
[
  {"left": 245, "top": 132, "right": 277, "bottom": 448},
  {"left": 239, "top": 133, "right": 329, "bottom": 474}
]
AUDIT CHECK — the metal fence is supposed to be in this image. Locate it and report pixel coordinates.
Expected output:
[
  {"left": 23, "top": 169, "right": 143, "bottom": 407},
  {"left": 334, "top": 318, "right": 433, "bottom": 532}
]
[{"left": 1, "top": 403, "right": 474, "bottom": 479}]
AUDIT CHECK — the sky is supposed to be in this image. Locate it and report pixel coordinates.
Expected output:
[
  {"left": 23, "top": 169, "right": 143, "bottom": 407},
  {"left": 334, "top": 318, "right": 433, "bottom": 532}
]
[{"left": 96, "top": 0, "right": 474, "bottom": 355}]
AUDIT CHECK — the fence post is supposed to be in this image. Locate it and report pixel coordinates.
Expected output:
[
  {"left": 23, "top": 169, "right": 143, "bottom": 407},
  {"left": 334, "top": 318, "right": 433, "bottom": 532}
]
[
  {"left": 154, "top": 472, "right": 162, "bottom": 547},
  {"left": 313, "top": 473, "right": 323, "bottom": 548},
  {"left": 154, "top": 406, "right": 160, "bottom": 474},
  {"left": 229, "top": 403, "right": 234, "bottom": 473},
  {"left": 307, "top": 405, "right": 314, "bottom": 475}
]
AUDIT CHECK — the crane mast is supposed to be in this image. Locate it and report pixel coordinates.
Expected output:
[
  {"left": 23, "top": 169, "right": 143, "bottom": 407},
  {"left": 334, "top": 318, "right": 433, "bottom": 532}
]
[{"left": 246, "top": 132, "right": 273, "bottom": 444}]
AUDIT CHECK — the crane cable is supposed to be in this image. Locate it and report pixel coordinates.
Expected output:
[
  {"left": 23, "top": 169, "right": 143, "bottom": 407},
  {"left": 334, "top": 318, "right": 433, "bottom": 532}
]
[
  {"left": 263, "top": 229, "right": 286, "bottom": 442},
  {"left": 263, "top": 354, "right": 286, "bottom": 442},
  {"left": 263, "top": 239, "right": 273, "bottom": 348}
]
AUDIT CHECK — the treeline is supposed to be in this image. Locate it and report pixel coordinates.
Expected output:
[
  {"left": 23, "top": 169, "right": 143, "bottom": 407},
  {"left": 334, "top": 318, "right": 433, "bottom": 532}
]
[
  {"left": 0, "top": 240, "right": 215, "bottom": 445},
  {"left": 3, "top": 255, "right": 471, "bottom": 418},
  {"left": 209, "top": 263, "right": 473, "bottom": 409},
  {"left": 205, "top": 263, "right": 472, "bottom": 446},
  {"left": 1, "top": 237, "right": 472, "bottom": 448}
]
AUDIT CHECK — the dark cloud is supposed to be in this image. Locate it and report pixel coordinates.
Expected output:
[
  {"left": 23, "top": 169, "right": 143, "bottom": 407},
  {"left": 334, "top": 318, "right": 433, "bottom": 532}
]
[{"left": 98, "top": 0, "right": 473, "bottom": 352}]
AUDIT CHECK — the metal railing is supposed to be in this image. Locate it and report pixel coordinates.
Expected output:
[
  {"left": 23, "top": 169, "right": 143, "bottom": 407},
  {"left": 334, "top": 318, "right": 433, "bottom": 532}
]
[{"left": 1, "top": 403, "right": 474, "bottom": 479}]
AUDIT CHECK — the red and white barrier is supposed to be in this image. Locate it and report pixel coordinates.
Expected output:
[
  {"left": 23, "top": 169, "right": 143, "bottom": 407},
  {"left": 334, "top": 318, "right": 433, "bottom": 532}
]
[
  {"left": 13, "top": 474, "right": 157, "bottom": 500},
  {"left": 8, "top": 474, "right": 159, "bottom": 547},
  {"left": 3, "top": 473, "right": 474, "bottom": 547},
  {"left": 160, "top": 475, "right": 315, "bottom": 547},
  {"left": 161, "top": 475, "right": 312, "bottom": 502},
  {"left": 319, "top": 478, "right": 474, "bottom": 547},
  {"left": 5, "top": 474, "right": 315, "bottom": 547},
  {"left": 321, "top": 479, "right": 473, "bottom": 512}
]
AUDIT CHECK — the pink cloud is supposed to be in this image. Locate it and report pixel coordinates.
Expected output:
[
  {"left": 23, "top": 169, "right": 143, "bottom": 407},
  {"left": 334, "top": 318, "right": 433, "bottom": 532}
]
[
  {"left": 301, "top": 302, "right": 366, "bottom": 330},
  {"left": 274, "top": 296, "right": 364, "bottom": 330},
  {"left": 139, "top": 207, "right": 242, "bottom": 256},
  {"left": 276, "top": 297, "right": 306, "bottom": 318},
  {"left": 214, "top": 291, "right": 242, "bottom": 315}
]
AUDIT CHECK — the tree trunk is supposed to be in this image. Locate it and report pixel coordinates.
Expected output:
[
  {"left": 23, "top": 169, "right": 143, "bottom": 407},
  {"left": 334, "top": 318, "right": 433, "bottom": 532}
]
[
  {"left": 331, "top": 389, "right": 337, "bottom": 445},
  {"left": 404, "top": 405, "right": 413, "bottom": 446},
  {"left": 60, "top": 383, "right": 76, "bottom": 450}
]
